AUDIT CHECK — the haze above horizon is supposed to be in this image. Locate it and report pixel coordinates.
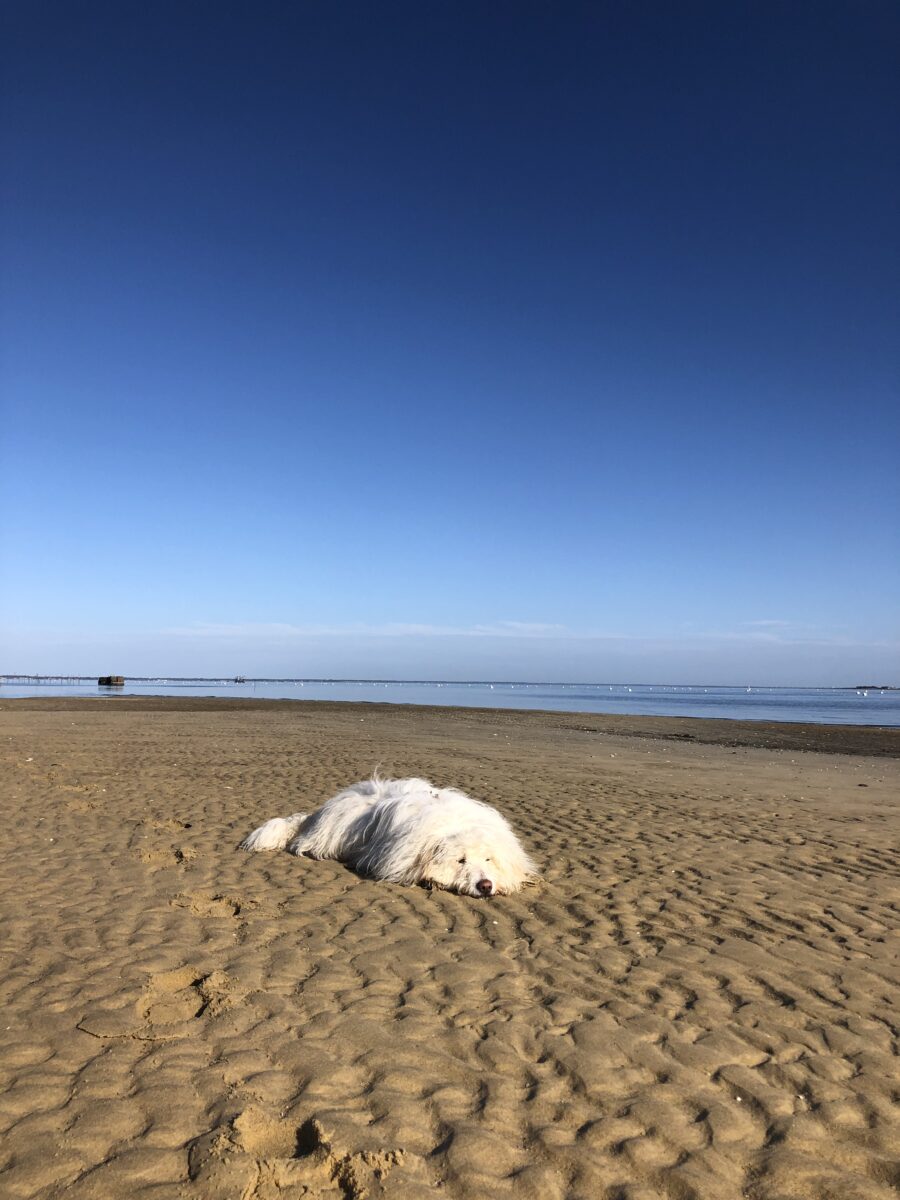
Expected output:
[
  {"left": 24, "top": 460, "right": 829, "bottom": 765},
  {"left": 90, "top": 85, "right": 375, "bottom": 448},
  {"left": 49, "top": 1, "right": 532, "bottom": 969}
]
[{"left": 2, "top": 2, "right": 898, "bottom": 687}]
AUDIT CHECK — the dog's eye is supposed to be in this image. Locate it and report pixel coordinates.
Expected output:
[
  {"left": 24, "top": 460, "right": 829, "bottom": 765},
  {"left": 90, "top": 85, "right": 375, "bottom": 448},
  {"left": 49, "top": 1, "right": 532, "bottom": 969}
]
[{"left": 458, "top": 857, "right": 466, "bottom": 864}]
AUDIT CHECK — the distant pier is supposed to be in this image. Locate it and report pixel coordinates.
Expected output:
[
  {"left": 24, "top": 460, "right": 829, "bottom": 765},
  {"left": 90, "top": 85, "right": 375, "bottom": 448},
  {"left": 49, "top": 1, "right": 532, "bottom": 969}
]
[{"left": 1, "top": 675, "right": 97, "bottom": 684}]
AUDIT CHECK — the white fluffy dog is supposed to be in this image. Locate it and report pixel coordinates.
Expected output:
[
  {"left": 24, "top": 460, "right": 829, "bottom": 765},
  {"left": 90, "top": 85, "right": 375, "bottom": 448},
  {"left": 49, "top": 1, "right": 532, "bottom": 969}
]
[{"left": 239, "top": 776, "right": 535, "bottom": 897}]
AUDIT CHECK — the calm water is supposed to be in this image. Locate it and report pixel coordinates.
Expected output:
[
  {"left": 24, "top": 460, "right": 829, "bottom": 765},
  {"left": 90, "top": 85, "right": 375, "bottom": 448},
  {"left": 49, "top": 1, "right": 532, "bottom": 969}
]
[{"left": 1, "top": 679, "right": 898, "bottom": 725}]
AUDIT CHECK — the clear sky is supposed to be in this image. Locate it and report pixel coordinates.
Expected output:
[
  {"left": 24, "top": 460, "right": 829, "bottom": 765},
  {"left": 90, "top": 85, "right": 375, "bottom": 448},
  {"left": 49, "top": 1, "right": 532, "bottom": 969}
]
[{"left": 2, "top": 2, "right": 898, "bottom": 685}]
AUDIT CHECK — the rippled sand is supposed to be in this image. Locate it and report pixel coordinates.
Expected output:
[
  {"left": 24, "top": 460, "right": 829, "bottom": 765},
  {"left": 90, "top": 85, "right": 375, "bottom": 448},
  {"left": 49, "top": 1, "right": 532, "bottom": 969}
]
[{"left": 1, "top": 698, "right": 897, "bottom": 1199}]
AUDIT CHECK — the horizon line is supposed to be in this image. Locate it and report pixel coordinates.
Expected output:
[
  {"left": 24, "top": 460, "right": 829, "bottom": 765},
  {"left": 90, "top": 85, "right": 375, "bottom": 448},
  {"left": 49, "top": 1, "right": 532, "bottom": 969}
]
[{"left": 2, "top": 674, "right": 895, "bottom": 691}]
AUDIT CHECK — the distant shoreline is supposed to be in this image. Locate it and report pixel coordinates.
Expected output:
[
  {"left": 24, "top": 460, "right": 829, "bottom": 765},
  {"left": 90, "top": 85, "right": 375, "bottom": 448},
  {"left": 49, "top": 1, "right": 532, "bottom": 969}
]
[
  {"left": 1, "top": 674, "right": 897, "bottom": 689},
  {"left": 5, "top": 695, "right": 899, "bottom": 756}
]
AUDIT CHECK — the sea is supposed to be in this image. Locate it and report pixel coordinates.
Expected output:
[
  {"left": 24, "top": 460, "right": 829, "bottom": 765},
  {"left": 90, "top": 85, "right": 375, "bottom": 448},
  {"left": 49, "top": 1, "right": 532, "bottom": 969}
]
[{"left": 1, "top": 678, "right": 898, "bottom": 726}]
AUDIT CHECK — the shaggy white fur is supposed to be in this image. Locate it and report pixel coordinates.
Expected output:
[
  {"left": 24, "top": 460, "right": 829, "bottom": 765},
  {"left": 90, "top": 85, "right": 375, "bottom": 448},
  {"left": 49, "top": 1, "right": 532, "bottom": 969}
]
[{"left": 239, "top": 776, "right": 536, "bottom": 897}]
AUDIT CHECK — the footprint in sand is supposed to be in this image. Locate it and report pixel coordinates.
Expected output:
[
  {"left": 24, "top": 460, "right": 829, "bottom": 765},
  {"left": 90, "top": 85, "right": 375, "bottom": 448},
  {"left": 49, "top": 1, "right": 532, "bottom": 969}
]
[
  {"left": 172, "top": 891, "right": 243, "bottom": 918},
  {"left": 135, "top": 817, "right": 197, "bottom": 869},
  {"left": 78, "top": 966, "right": 235, "bottom": 1040},
  {"left": 139, "top": 844, "right": 197, "bottom": 868},
  {"left": 187, "top": 1110, "right": 406, "bottom": 1200}
]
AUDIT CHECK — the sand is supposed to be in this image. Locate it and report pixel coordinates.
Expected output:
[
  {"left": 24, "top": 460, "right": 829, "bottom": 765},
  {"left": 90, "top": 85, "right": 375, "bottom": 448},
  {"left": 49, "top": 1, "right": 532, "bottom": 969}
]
[{"left": 0, "top": 698, "right": 897, "bottom": 1200}]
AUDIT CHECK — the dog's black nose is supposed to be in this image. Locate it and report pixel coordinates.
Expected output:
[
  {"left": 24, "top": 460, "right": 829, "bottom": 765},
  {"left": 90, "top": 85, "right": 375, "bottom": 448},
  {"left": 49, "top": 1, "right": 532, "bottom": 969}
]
[{"left": 477, "top": 878, "right": 493, "bottom": 896}]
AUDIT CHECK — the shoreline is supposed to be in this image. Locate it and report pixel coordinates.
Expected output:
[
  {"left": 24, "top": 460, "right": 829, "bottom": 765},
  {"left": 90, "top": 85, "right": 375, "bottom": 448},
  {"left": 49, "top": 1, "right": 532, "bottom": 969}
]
[{"left": 4, "top": 694, "right": 899, "bottom": 756}]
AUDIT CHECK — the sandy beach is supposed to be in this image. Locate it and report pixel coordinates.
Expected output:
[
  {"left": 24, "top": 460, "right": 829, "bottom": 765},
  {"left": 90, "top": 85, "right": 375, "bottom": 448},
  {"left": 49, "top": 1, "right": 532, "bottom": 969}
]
[{"left": 1, "top": 698, "right": 897, "bottom": 1199}]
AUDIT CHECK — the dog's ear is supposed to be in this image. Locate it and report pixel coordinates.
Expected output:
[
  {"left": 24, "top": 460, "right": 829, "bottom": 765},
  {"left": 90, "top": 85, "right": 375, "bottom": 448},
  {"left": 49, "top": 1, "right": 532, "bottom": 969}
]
[{"left": 416, "top": 838, "right": 456, "bottom": 889}]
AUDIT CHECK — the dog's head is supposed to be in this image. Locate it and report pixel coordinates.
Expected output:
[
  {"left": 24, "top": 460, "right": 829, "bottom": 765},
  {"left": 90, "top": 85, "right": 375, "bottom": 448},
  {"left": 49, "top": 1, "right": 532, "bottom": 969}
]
[{"left": 423, "top": 829, "right": 534, "bottom": 897}]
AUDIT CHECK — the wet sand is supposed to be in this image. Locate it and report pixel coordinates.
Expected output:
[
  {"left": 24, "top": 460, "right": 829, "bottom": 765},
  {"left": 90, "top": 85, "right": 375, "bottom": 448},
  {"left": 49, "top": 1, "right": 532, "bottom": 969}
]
[{"left": 1, "top": 698, "right": 898, "bottom": 1199}]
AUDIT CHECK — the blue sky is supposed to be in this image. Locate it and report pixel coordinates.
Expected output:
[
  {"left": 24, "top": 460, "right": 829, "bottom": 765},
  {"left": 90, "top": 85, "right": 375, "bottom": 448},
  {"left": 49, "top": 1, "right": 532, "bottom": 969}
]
[{"left": 1, "top": 2, "right": 898, "bottom": 684}]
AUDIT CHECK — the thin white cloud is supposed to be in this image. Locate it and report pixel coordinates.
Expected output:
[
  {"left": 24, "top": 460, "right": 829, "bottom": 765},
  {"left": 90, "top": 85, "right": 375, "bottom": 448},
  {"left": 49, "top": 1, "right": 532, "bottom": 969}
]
[
  {"left": 160, "top": 619, "right": 897, "bottom": 651},
  {"left": 691, "top": 628, "right": 899, "bottom": 649},
  {"left": 163, "top": 620, "right": 575, "bottom": 640},
  {"left": 473, "top": 620, "right": 568, "bottom": 636}
]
